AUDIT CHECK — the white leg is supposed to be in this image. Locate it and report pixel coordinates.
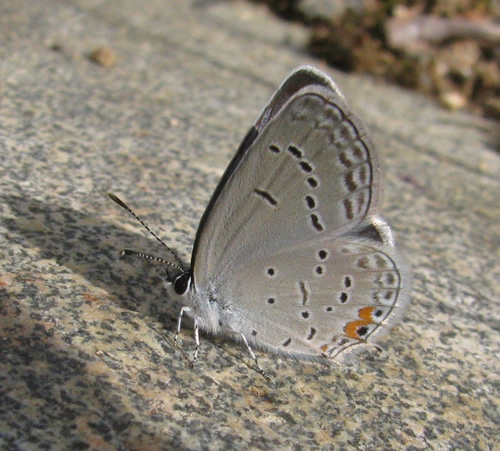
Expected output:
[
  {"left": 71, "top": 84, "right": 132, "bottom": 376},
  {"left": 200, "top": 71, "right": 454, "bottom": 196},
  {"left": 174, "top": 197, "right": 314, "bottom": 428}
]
[
  {"left": 174, "top": 306, "right": 191, "bottom": 348},
  {"left": 239, "top": 333, "right": 269, "bottom": 380},
  {"left": 193, "top": 317, "right": 200, "bottom": 364}
]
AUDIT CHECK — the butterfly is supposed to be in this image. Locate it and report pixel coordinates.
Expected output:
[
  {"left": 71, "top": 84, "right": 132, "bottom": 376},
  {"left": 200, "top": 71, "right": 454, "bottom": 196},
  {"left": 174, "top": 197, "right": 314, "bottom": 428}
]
[{"left": 109, "top": 66, "right": 411, "bottom": 377}]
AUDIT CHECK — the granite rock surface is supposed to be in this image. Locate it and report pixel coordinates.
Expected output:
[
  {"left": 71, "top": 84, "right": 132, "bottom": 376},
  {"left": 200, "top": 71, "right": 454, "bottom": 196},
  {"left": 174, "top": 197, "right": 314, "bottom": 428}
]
[{"left": 0, "top": 0, "right": 498, "bottom": 449}]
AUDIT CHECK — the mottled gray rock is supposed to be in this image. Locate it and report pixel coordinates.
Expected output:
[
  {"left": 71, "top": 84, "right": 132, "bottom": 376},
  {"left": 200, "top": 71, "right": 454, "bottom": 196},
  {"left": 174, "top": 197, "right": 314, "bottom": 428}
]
[
  {"left": 0, "top": 0, "right": 498, "bottom": 450},
  {"left": 297, "top": 0, "right": 365, "bottom": 21}
]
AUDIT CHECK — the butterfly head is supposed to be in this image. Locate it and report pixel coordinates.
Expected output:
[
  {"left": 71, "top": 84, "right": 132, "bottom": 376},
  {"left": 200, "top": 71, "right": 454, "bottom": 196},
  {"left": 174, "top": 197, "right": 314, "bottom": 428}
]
[
  {"left": 164, "top": 271, "right": 224, "bottom": 333},
  {"left": 172, "top": 271, "right": 191, "bottom": 295}
]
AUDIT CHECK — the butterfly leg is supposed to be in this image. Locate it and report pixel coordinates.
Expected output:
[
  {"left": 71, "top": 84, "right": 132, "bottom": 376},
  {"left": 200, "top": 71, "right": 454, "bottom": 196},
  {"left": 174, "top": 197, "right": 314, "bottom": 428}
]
[
  {"left": 174, "top": 306, "right": 192, "bottom": 349},
  {"left": 238, "top": 333, "right": 269, "bottom": 381},
  {"left": 193, "top": 317, "right": 200, "bottom": 364}
]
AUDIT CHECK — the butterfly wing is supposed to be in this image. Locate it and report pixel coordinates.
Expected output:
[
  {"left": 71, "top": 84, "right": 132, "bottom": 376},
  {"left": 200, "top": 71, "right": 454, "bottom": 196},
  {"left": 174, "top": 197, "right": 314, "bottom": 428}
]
[
  {"left": 190, "top": 66, "right": 410, "bottom": 359},
  {"left": 217, "top": 217, "right": 411, "bottom": 359},
  {"left": 192, "top": 67, "right": 383, "bottom": 289}
]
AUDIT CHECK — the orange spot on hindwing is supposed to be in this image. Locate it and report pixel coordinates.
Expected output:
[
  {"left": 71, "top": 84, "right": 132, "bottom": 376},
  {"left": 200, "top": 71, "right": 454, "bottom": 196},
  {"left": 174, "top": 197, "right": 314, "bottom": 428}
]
[
  {"left": 344, "top": 307, "right": 379, "bottom": 340},
  {"left": 358, "top": 306, "right": 375, "bottom": 321},
  {"left": 345, "top": 320, "right": 372, "bottom": 340}
]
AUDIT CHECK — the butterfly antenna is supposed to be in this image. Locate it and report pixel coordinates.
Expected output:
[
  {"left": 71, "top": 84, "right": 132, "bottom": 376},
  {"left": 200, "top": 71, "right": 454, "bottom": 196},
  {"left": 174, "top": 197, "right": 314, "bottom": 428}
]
[
  {"left": 120, "top": 249, "right": 184, "bottom": 272},
  {"left": 108, "top": 193, "right": 185, "bottom": 271}
]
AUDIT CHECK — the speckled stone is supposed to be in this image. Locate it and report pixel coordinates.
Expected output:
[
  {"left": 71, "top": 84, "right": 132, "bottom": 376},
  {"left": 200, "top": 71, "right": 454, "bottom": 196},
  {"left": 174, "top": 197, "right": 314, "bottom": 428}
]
[{"left": 1, "top": 0, "right": 498, "bottom": 450}]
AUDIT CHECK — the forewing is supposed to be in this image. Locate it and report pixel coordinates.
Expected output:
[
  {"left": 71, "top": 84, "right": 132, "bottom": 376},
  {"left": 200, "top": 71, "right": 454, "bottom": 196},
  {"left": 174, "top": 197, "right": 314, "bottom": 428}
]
[{"left": 192, "top": 68, "right": 382, "bottom": 290}]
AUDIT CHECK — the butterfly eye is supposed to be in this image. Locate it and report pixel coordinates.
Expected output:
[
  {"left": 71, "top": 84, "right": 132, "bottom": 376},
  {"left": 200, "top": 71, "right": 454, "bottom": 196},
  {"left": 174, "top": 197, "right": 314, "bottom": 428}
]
[{"left": 174, "top": 273, "right": 191, "bottom": 295}]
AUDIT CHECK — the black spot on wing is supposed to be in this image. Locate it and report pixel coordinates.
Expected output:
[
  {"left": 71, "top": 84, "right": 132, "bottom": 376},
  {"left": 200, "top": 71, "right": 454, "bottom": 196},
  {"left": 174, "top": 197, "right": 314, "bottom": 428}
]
[{"left": 254, "top": 188, "right": 278, "bottom": 206}]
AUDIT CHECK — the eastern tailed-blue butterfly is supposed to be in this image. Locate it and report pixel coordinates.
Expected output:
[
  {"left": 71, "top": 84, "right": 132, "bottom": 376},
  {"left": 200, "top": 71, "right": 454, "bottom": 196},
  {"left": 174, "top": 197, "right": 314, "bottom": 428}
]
[{"left": 109, "top": 66, "right": 411, "bottom": 378}]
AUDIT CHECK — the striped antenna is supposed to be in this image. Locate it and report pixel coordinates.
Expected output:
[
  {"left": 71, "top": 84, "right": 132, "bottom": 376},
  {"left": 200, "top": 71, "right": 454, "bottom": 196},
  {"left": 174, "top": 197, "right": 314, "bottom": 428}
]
[{"left": 108, "top": 193, "right": 185, "bottom": 271}]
